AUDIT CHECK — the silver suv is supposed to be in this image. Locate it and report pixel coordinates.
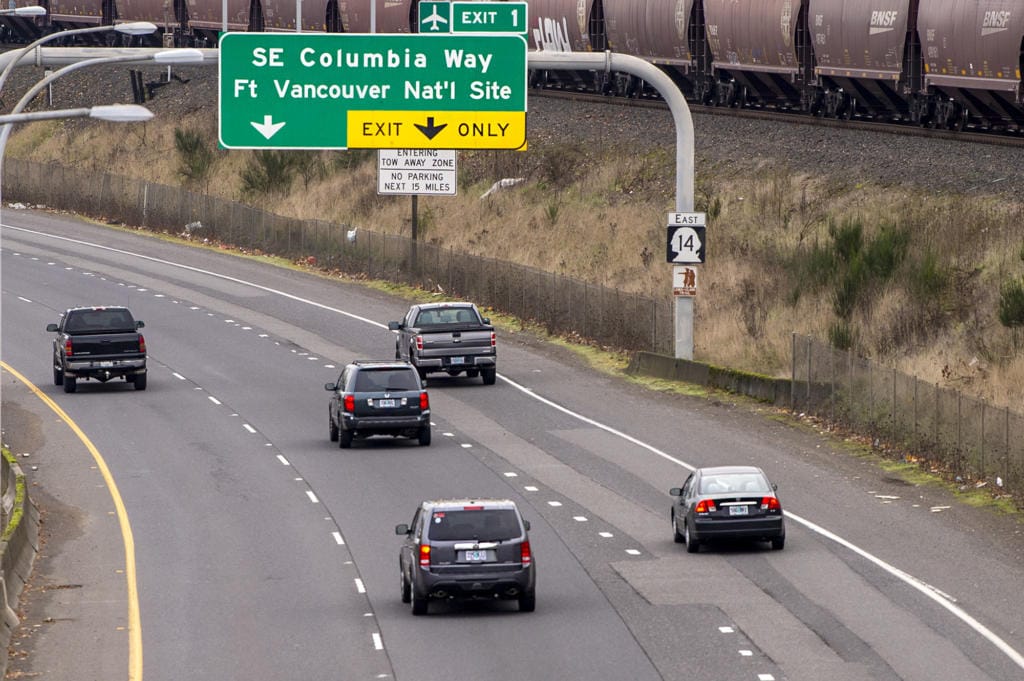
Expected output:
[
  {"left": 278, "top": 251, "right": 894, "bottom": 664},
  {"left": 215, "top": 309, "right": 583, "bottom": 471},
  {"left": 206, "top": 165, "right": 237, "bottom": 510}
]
[{"left": 396, "top": 499, "right": 536, "bottom": 614}]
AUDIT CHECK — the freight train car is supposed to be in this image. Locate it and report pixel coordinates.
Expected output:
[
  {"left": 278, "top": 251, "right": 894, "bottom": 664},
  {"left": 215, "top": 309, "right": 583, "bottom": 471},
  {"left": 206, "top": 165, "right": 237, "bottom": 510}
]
[{"left": 2, "top": 0, "right": 1021, "bottom": 131}]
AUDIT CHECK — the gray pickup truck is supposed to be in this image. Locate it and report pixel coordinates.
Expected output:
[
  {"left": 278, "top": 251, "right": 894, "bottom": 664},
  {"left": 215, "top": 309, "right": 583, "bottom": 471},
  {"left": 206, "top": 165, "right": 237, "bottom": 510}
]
[
  {"left": 388, "top": 302, "right": 497, "bottom": 384},
  {"left": 47, "top": 306, "right": 147, "bottom": 393}
]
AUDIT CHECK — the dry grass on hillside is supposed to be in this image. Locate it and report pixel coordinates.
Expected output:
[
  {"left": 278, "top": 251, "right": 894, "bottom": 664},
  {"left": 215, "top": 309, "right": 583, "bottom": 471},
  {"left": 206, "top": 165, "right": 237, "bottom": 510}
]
[{"left": 8, "top": 110, "right": 1024, "bottom": 410}]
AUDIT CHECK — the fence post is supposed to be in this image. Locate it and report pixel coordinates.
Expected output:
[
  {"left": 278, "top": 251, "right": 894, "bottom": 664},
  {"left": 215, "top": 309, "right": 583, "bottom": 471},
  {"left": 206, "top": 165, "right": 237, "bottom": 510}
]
[
  {"left": 790, "top": 333, "right": 796, "bottom": 412},
  {"left": 981, "top": 400, "right": 986, "bottom": 479},
  {"left": 805, "top": 336, "right": 812, "bottom": 410}
]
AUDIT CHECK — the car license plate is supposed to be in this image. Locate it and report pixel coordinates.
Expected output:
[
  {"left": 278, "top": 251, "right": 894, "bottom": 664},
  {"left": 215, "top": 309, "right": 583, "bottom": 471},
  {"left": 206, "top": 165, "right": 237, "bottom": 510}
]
[
  {"left": 377, "top": 399, "right": 396, "bottom": 408},
  {"left": 463, "top": 550, "right": 492, "bottom": 562},
  {"left": 450, "top": 357, "right": 465, "bottom": 365},
  {"left": 98, "top": 361, "right": 114, "bottom": 367},
  {"left": 729, "top": 505, "right": 749, "bottom": 516}
]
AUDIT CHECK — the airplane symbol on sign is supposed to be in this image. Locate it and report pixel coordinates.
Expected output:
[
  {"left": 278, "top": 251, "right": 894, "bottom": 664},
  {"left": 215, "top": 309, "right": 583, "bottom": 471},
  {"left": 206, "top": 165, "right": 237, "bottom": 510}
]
[{"left": 422, "top": 7, "right": 449, "bottom": 31}]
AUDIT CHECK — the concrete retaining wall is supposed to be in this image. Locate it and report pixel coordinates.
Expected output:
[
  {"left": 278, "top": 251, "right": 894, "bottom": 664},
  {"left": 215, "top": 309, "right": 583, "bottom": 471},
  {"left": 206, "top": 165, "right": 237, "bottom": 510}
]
[
  {"left": 0, "top": 451, "right": 40, "bottom": 679},
  {"left": 627, "top": 351, "right": 792, "bottom": 407}
]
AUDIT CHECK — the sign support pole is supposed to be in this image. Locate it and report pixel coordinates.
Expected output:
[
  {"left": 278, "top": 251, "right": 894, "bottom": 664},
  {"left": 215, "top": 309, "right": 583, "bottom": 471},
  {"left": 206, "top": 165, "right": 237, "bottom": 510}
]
[{"left": 529, "top": 51, "right": 695, "bottom": 359}]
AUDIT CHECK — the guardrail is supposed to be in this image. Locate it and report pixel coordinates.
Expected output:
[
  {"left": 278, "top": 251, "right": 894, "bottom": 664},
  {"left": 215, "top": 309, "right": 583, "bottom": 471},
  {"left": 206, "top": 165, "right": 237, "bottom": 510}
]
[{"left": 0, "top": 447, "right": 39, "bottom": 679}]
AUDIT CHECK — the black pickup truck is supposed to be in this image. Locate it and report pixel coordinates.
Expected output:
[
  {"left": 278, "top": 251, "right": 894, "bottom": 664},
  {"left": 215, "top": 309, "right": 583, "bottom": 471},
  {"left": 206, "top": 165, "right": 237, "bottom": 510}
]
[
  {"left": 388, "top": 302, "right": 497, "bottom": 384},
  {"left": 47, "top": 306, "right": 147, "bottom": 393}
]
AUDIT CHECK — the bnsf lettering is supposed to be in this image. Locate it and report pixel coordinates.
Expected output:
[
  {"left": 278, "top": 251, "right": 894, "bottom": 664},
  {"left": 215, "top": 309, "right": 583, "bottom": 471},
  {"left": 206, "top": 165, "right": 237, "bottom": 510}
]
[
  {"left": 870, "top": 10, "right": 898, "bottom": 27},
  {"left": 982, "top": 10, "right": 1011, "bottom": 29}
]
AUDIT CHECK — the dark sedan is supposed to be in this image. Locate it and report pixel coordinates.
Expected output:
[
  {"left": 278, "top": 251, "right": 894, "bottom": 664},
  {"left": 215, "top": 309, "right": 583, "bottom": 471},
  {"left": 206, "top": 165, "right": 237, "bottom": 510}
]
[{"left": 670, "top": 465, "right": 785, "bottom": 553}]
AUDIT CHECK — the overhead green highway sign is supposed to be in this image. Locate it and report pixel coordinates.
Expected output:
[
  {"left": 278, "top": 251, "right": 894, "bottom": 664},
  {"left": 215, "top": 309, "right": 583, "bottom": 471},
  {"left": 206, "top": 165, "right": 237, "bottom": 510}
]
[{"left": 218, "top": 32, "right": 527, "bottom": 150}]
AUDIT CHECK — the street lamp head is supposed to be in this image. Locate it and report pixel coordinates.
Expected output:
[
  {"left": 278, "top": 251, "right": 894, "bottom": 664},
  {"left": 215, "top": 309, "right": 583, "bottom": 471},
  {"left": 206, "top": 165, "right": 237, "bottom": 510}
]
[
  {"left": 88, "top": 104, "right": 154, "bottom": 123},
  {"left": 113, "top": 21, "right": 158, "bottom": 35},
  {"left": 152, "top": 48, "right": 206, "bottom": 64},
  {"left": 7, "top": 6, "right": 47, "bottom": 16}
]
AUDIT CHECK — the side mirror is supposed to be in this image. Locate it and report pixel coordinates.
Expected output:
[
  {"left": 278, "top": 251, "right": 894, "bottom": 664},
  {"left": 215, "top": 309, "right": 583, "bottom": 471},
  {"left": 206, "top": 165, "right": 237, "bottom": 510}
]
[
  {"left": 136, "top": 321, "right": 145, "bottom": 329},
  {"left": 523, "top": 519, "right": 530, "bottom": 531},
  {"left": 669, "top": 487, "right": 683, "bottom": 496},
  {"left": 772, "top": 483, "right": 778, "bottom": 491},
  {"left": 324, "top": 382, "right": 337, "bottom": 391},
  {"left": 482, "top": 317, "right": 490, "bottom": 324},
  {"left": 395, "top": 523, "right": 410, "bottom": 535},
  {"left": 46, "top": 323, "right": 58, "bottom": 332},
  {"left": 387, "top": 321, "right": 401, "bottom": 331}
]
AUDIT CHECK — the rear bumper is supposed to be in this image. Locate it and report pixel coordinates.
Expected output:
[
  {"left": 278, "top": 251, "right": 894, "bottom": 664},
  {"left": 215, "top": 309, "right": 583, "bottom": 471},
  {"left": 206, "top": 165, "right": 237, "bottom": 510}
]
[
  {"left": 415, "top": 566, "right": 535, "bottom": 600},
  {"left": 415, "top": 354, "right": 496, "bottom": 370},
  {"left": 64, "top": 358, "right": 146, "bottom": 378},
  {"left": 692, "top": 516, "right": 785, "bottom": 542},
  {"left": 342, "top": 412, "right": 429, "bottom": 434}
]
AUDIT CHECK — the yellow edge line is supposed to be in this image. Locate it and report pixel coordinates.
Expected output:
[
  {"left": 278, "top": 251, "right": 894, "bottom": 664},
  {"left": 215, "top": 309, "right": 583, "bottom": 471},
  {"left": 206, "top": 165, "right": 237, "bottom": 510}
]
[{"left": 1, "top": 360, "right": 142, "bottom": 681}]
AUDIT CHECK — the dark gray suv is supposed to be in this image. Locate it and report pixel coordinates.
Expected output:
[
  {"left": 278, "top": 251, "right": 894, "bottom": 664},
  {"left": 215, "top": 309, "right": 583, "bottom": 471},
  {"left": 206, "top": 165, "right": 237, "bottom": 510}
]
[
  {"left": 396, "top": 499, "right": 536, "bottom": 615},
  {"left": 325, "top": 360, "right": 431, "bottom": 448}
]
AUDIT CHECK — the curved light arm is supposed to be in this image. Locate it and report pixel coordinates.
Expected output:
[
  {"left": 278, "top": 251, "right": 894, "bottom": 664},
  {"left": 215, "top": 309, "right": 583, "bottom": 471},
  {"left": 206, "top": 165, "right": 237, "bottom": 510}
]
[{"left": 0, "top": 22, "right": 157, "bottom": 96}]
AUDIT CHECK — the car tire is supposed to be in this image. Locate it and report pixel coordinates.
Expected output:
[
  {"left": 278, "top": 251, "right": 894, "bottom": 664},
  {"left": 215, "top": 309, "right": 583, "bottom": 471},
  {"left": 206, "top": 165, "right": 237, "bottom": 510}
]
[
  {"left": 481, "top": 367, "right": 497, "bottom": 385},
  {"left": 771, "top": 536, "right": 785, "bottom": 551},
  {"left": 339, "top": 429, "right": 353, "bottom": 449},
  {"left": 329, "top": 414, "right": 339, "bottom": 442},
  {"left": 133, "top": 374, "right": 147, "bottom": 391},
  {"left": 53, "top": 365, "right": 63, "bottom": 386},
  {"left": 672, "top": 512, "right": 685, "bottom": 544},
  {"left": 63, "top": 376, "right": 77, "bottom": 393},
  {"left": 411, "top": 589, "right": 428, "bottom": 616},
  {"left": 518, "top": 591, "right": 536, "bottom": 613},
  {"left": 417, "top": 367, "right": 428, "bottom": 382},
  {"left": 418, "top": 426, "right": 431, "bottom": 447},
  {"left": 400, "top": 567, "right": 411, "bottom": 604},
  {"left": 684, "top": 523, "right": 699, "bottom": 553}
]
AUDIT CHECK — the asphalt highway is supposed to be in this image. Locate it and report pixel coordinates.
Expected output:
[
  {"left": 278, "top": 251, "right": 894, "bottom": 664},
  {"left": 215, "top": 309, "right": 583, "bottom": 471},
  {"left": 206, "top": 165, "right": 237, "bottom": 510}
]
[{"left": 2, "top": 210, "right": 1023, "bottom": 681}]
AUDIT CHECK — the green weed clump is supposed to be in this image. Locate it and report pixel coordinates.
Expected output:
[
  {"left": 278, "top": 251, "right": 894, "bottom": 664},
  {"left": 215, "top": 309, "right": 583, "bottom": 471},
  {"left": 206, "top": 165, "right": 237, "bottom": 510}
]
[
  {"left": 240, "top": 150, "right": 297, "bottom": 197},
  {"left": 174, "top": 127, "right": 217, "bottom": 189}
]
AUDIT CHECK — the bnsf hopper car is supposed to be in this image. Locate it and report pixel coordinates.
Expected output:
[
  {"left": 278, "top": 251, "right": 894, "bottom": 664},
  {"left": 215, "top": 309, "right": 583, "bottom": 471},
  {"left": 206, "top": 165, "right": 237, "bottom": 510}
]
[{"left": 3, "top": 0, "right": 1021, "bottom": 131}]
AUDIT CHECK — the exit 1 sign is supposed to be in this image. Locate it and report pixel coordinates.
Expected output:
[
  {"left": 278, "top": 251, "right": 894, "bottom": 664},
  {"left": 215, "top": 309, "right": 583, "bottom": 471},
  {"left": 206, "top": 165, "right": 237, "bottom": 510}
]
[{"left": 419, "top": 1, "right": 528, "bottom": 38}]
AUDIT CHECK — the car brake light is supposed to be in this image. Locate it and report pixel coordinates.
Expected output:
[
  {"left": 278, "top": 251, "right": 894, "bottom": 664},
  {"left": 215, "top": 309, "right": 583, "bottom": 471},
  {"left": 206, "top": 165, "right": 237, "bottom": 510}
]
[
  {"left": 462, "top": 505, "right": 484, "bottom": 510},
  {"left": 419, "top": 544, "right": 431, "bottom": 566},
  {"left": 520, "top": 540, "right": 532, "bottom": 567},
  {"left": 694, "top": 499, "right": 716, "bottom": 514},
  {"left": 138, "top": 334, "right": 146, "bottom": 353},
  {"left": 490, "top": 332, "right": 496, "bottom": 347},
  {"left": 420, "top": 391, "right": 429, "bottom": 409},
  {"left": 343, "top": 395, "right": 355, "bottom": 412},
  {"left": 64, "top": 338, "right": 73, "bottom": 357},
  {"left": 415, "top": 335, "right": 423, "bottom": 351},
  {"left": 761, "top": 496, "right": 781, "bottom": 511}
]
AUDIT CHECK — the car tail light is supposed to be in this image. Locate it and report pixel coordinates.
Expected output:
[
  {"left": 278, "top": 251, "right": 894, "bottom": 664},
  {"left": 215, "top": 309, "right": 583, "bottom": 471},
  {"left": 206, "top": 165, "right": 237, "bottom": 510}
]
[
  {"left": 490, "top": 332, "right": 496, "bottom": 347},
  {"left": 415, "top": 335, "right": 423, "bottom": 351},
  {"left": 138, "top": 334, "right": 146, "bottom": 353},
  {"left": 462, "top": 505, "right": 483, "bottom": 510},
  {"left": 419, "top": 544, "right": 431, "bottom": 567},
  {"left": 520, "top": 540, "right": 532, "bottom": 567},
  {"left": 420, "top": 391, "right": 429, "bottom": 409},
  {"left": 63, "top": 338, "right": 73, "bottom": 357},
  {"left": 694, "top": 499, "right": 716, "bottom": 514},
  {"left": 343, "top": 395, "right": 355, "bottom": 412},
  {"left": 761, "top": 496, "right": 781, "bottom": 512}
]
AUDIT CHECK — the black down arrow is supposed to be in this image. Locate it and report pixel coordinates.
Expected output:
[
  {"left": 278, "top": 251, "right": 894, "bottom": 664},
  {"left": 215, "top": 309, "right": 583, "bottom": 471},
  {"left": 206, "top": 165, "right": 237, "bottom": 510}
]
[{"left": 415, "top": 117, "right": 448, "bottom": 139}]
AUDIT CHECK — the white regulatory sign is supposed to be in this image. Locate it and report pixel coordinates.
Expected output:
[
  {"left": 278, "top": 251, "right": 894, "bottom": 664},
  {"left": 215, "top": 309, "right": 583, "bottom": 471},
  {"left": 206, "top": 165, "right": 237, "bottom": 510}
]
[{"left": 378, "top": 149, "right": 457, "bottom": 196}]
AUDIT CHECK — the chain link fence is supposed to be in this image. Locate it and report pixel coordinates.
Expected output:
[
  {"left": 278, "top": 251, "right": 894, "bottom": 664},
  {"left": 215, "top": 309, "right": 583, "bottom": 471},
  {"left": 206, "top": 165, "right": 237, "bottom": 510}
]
[
  {"left": 5, "top": 159, "right": 674, "bottom": 354},
  {"left": 791, "top": 334, "right": 1024, "bottom": 501}
]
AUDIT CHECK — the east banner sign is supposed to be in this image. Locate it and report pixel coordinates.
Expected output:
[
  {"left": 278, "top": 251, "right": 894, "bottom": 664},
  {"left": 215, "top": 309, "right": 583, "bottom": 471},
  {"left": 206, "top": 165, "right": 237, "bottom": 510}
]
[{"left": 218, "top": 32, "right": 527, "bottom": 150}]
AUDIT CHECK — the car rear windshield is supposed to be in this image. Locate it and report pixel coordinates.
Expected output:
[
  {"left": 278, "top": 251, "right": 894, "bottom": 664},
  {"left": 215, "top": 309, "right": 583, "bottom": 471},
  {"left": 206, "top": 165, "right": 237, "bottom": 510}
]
[
  {"left": 65, "top": 309, "right": 136, "bottom": 333},
  {"left": 427, "top": 509, "right": 521, "bottom": 541},
  {"left": 699, "top": 473, "right": 770, "bottom": 495},
  {"left": 353, "top": 369, "right": 419, "bottom": 392},
  {"left": 416, "top": 308, "right": 479, "bottom": 326}
]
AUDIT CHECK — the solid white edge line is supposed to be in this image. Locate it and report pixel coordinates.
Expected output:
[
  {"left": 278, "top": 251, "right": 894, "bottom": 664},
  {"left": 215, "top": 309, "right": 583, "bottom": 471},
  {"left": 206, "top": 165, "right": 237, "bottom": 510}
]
[
  {"left": 12, "top": 225, "right": 1020, "bottom": 672},
  {"left": 496, "top": 373, "right": 1024, "bottom": 671}
]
